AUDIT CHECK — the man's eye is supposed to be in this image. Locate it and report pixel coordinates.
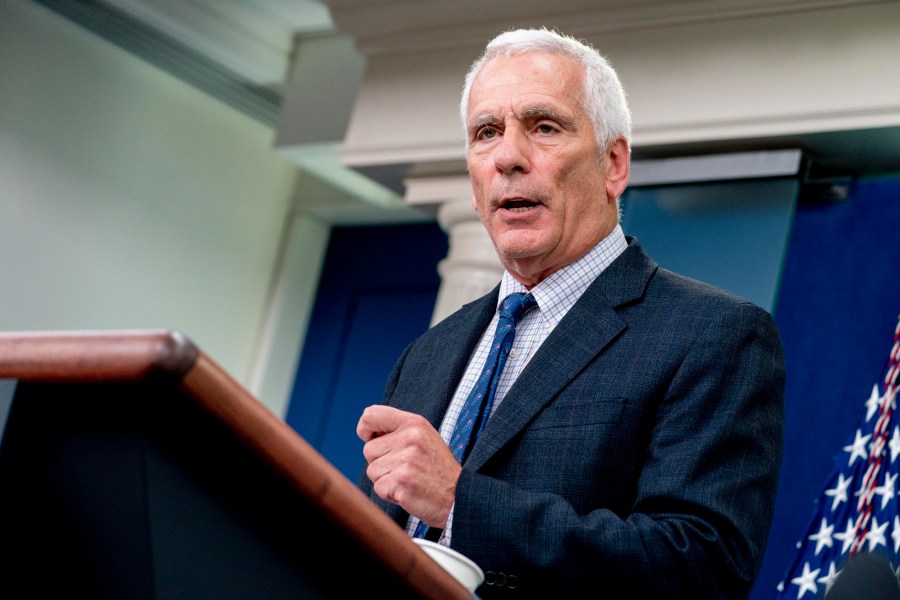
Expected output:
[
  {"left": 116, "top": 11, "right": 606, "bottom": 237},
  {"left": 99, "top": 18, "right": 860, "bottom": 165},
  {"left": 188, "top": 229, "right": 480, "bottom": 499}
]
[
  {"left": 479, "top": 127, "right": 498, "bottom": 140},
  {"left": 536, "top": 124, "right": 556, "bottom": 134}
]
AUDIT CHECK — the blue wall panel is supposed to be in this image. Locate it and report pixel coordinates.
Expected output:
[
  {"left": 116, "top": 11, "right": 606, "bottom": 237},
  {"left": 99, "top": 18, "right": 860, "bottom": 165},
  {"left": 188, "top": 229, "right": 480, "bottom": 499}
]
[{"left": 621, "top": 178, "right": 798, "bottom": 313}]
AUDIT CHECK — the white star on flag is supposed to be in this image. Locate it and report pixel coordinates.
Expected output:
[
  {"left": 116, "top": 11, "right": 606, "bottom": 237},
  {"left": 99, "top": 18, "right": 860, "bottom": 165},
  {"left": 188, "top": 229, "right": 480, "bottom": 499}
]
[
  {"left": 825, "top": 473, "right": 852, "bottom": 511},
  {"left": 816, "top": 561, "right": 839, "bottom": 594},
  {"left": 876, "top": 472, "right": 898, "bottom": 510},
  {"left": 890, "top": 426, "right": 900, "bottom": 463},
  {"left": 867, "top": 384, "right": 883, "bottom": 421},
  {"left": 867, "top": 517, "right": 890, "bottom": 551},
  {"left": 808, "top": 518, "right": 834, "bottom": 555},
  {"left": 790, "top": 562, "right": 820, "bottom": 599},
  {"left": 833, "top": 519, "right": 858, "bottom": 555},
  {"left": 844, "top": 429, "right": 872, "bottom": 466},
  {"left": 893, "top": 515, "right": 900, "bottom": 553}
]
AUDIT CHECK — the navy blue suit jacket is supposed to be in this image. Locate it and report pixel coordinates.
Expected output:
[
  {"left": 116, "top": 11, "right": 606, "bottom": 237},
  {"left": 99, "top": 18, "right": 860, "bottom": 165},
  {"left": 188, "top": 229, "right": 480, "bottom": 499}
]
[{"left": 360, "top": 238, "right": 785, "bottom": 598}]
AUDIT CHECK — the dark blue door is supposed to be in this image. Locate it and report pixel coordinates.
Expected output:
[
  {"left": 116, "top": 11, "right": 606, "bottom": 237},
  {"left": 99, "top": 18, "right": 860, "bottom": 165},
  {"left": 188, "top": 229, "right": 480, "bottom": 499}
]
[{"left": 284, "top": 222, "right": 448, "bottom": 482}]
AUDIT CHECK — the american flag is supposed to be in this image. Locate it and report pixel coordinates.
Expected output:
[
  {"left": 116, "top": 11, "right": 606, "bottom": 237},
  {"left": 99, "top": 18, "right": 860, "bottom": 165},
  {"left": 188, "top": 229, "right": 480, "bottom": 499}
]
[{"left": 775, "top": 316, "right": 900, "bottom": 599}]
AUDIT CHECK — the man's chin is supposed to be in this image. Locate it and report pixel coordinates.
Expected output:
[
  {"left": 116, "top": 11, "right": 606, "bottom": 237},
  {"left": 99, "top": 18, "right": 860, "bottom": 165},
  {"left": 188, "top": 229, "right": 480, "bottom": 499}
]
[
  {"left": 492, "top": 230, "right": 551, "bottom": 255},
  {"left": 496, "top": 243, "right": 546, "bottom": 261}
]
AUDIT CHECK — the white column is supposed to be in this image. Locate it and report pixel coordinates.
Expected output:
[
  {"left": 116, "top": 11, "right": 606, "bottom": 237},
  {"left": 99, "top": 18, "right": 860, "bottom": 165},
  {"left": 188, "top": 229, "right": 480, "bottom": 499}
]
[{"left": 405, "top": 175, "right": 504, "bottom": 326}]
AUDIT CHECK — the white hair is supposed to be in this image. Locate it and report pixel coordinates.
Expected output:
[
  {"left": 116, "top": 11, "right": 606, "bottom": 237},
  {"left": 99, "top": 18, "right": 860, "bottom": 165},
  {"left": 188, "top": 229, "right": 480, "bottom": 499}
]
[{"left": 460, "top": 28, "right": 632, "bottom": 151}]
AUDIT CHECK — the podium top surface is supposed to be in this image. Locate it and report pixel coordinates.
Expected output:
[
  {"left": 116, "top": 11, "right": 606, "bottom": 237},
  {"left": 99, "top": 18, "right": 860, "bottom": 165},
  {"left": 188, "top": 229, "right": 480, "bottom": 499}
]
[{"left": 0, "top": 329, "right": 199, "bottom": 382}]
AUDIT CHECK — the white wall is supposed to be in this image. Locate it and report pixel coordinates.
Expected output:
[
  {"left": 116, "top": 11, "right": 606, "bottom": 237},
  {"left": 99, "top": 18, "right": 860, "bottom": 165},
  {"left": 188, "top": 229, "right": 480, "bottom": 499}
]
[{"left": 0, "top": 0, "right": 311, "bottom": 415}]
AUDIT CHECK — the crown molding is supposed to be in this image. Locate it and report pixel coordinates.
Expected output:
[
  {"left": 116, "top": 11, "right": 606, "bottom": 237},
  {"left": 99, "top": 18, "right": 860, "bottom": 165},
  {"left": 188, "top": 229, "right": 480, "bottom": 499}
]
[{"left": 325, "top": 0, "right": 890, "bottom": 55}]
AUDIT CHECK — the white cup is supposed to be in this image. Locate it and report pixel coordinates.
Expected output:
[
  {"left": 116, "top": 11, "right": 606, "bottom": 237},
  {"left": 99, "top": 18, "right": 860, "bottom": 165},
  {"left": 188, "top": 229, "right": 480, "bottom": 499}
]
[{"left": 412, "top": 538, "right": 485, "bottom": 593}]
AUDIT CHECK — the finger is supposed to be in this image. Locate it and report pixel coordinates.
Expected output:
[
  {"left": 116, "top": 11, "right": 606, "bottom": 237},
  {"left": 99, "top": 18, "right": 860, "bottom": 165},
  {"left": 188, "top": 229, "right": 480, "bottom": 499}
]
[
  {"left": 361, "top": 434, "right": 393, "bottom": 465},
  {"left": 357, "top": 405, "right": 415, "bottom": 442},
  {"left": 372, "top": 469, "right": 401, "bottom": 505},
  {"left": 356, "top": 405, "right": 387, "bottom": 442}
]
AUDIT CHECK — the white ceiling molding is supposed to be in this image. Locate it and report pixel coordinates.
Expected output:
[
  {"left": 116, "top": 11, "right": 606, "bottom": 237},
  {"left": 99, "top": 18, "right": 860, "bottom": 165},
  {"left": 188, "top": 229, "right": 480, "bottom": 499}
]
[{"left": 324, "top": 0, "right": 892, "bottom": 55}]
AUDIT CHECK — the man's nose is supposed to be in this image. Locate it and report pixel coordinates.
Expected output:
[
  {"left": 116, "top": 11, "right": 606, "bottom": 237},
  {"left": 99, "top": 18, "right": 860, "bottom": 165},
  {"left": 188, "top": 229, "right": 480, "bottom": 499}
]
[{"left": 493, "top": 129, "right": 531, "bottom": 175}]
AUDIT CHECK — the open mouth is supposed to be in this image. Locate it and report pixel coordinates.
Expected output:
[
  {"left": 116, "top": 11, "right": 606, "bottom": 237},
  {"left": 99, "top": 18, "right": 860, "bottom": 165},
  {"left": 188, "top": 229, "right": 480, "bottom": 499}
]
[{"left": 500, "top": 198, "right": 540, "bottom": 213}]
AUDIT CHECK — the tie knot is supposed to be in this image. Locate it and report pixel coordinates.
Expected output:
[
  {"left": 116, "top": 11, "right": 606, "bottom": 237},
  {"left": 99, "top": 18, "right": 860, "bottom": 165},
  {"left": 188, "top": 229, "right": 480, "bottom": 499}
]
[{"left": 499, "top": 293, "right": 537, "bottom": 323}]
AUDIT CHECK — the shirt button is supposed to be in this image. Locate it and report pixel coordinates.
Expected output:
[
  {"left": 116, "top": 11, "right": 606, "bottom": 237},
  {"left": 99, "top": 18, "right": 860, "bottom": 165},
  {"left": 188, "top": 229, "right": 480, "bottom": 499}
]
[{"left": 509, "top": 348, "right": 518, "bottom": 358}]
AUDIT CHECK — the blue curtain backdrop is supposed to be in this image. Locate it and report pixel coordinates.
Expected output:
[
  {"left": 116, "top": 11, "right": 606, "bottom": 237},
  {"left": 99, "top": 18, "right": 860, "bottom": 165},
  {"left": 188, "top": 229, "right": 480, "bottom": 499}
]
[{"left": 756, "top": 174, "right": 900, "bottom": 599}]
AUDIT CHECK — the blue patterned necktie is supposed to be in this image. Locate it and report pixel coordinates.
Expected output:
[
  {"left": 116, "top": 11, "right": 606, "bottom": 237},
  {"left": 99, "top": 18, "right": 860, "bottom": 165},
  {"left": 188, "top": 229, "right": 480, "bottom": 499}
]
[{"left": 414, "top": 292, "right": 537, "bottom": 540}]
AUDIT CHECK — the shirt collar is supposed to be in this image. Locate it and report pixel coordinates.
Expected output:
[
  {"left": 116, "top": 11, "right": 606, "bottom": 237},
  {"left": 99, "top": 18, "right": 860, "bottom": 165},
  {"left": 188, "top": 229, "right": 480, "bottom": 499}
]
[{"left": 497, "top": 224, "right": 627, "bottom": 326}]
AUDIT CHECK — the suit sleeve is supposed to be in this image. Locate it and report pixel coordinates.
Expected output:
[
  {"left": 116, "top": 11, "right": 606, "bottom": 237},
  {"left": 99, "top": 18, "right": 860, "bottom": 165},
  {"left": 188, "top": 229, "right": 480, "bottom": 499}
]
[{"left": 449, "top": 301, "right": 786, "bottom": 598}]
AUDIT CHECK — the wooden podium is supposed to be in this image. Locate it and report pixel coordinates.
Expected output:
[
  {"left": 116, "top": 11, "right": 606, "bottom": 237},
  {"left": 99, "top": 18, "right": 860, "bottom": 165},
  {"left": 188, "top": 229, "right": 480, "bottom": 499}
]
[{"left": 0, "top": 330, "right": 471, "bottom": 599}]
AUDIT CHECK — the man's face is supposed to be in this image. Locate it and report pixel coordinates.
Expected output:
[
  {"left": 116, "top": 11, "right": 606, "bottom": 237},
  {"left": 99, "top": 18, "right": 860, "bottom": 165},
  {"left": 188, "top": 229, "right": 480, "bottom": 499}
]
[{"left": 466, "top": 51, "right": 629, "bottom": 286}]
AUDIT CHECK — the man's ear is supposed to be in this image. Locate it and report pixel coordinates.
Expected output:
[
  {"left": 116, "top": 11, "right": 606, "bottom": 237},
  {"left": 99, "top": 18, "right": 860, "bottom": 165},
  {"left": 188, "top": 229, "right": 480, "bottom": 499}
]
[
  {"left": 471, "top": 192, "right": 478, "bottom": 212},
  {"left": 604, "top": 137, "right": 631, "bottom": 200}
]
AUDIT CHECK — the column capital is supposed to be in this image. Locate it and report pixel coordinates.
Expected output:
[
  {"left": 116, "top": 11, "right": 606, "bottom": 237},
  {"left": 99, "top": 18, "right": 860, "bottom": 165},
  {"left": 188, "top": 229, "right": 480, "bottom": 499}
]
[{"left": 404, "top": 174, "right": 472, "bottom": 209}]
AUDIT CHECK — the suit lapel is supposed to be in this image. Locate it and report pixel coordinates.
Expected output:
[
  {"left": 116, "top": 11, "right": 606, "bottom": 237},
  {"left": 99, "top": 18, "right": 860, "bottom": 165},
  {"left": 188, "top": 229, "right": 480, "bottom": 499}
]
[
  {"left": 394, "top": 287, "right": 500, "bottom": 429},
  {"left": 464, "top": 239, "right": 658, "bottom": 470}
]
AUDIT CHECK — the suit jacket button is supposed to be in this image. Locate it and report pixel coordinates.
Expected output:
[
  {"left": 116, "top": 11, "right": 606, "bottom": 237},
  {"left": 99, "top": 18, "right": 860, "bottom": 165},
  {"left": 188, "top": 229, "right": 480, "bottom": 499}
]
[
  {"left": 507, "top": 574, "right": 519, "bottom": 589},
  {"left": 484, "top": 571, "right": 497, "bottom": 586},
  {"left": 495, "top": 572, "right": 507, "bottom": 587}
]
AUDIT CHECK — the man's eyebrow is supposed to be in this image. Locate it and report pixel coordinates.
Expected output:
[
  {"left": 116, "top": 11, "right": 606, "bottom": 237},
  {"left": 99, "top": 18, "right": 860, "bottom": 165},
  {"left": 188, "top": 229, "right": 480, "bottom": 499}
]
[{"left": 468, "top": 113, "right": 501, "bottom": 131}]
